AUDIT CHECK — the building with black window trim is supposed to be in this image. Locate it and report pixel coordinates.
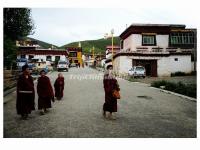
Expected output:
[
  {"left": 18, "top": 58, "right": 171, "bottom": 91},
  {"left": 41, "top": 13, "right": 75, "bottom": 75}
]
[{"left": 109, "top": 24, "right": 196, "bottom": 77}]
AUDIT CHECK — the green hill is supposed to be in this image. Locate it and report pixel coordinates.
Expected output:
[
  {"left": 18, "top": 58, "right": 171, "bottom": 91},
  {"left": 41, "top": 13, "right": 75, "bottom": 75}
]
[{"left": 60, "top": 36, "right": 120, "bottom": 54}]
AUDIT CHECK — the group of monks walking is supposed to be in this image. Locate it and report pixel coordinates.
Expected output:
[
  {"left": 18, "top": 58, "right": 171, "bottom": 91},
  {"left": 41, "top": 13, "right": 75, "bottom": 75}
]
[
  {"left": 16, "top": 64, "right": 65, "bottom": 120},
  {"left": 16, "top": 64, "right": 120, "bottom": 120}
]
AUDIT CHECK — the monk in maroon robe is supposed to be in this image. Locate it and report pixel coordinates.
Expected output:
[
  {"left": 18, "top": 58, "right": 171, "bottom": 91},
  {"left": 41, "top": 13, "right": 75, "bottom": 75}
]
[
  {"left": 16, "top": 64, "right": 35, "bottom": 120},
  {"left": 103, "top": 65, "right": 120, "bottom": 120},
  {"left": 54, "top": 73, "right": 64, "bottom": 100},
  {"left": 37, "top": 70, "right": 54, "bottom": 115}
]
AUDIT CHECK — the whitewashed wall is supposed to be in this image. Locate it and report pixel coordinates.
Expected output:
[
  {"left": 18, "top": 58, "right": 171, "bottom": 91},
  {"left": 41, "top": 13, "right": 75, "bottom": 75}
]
[
  {"left": 18, "top": 54, "right": 66, "bottom": 62},
  {"left": 169, "top": 55, "right": 192, "bottom": 73},
  {"left": 113, "top": 57, "right": 120, "bottom": 74},
  {"left": 113, "top": 55, "right": 192, "bottom": 77},
  {"left": 156, "top": 35, "right": 169, "bottom": 50},
  {"left": 191, "top": 62, "right": 195, "bottom": 71},
  {"left": 157, "top": 55, "right": 192, "bottom": 76},
  {"left": 157, "top": 57, "right": 171, "bottom": 76},
  {"left": 123, "top": 34, "right": 135, "bottom": 51},
  {"left": 123, "top": 34, "right": 169, "bottom": 51},
  {"left": 115, "top": 56, "right": 132, "bottom": 75}
]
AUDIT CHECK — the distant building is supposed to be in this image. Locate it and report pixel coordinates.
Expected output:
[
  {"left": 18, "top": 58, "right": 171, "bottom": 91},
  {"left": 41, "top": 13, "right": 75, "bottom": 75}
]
[
  {"left": 66, "top": 47, "right": 83, "bottom": 66},
  {"left": 104, "top": 45, "right": 120, "bottom": 68},
  {"left": 105, "top": 45, "right": 120, "bottom": 59},
  {"left": 83, "top": 52, "right": 105, "bottom": 67},
  {"left": 111, "top": 24, "right": 196, "bottom": 77},
  {"left": 16, "top": 40, "right": 40, "bottom": 49},
  {"left": 16, "top": 40, "right": 68, "bottom": 67}
]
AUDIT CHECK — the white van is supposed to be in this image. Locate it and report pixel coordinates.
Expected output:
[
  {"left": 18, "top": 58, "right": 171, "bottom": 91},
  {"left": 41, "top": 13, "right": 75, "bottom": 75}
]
[
  {"left": 57, "top": 60, "right": 69, "bottom": 72},
  {"left": 128, "top": 66, "right": 146, "bottom": 78}
]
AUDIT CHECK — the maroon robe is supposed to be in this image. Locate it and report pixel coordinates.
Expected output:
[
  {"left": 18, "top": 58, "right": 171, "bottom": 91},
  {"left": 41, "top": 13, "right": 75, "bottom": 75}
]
[
  {"left": 103, "top": 74, "right": 120, "bottom": 113},
  {"left": 37, "top": 76, "right": 54, "bottom": 110},
  {"left": 54, "top": 77, "right": 64, "bottom": 99},
  {"left": 16, "top": 74, "right": 35, "bottom": 115}
]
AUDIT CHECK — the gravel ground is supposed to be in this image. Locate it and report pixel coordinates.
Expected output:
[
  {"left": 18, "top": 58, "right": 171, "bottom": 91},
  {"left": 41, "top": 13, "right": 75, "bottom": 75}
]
[{"left": 4, "top": 67, "right": 196, "bottom": 138}]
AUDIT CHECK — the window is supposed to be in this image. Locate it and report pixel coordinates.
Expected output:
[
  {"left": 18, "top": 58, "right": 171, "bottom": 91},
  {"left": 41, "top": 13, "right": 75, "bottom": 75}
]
[
  {"left": 21, "top": 55, "right": 26, "bottom": 58},
  {"left": 69, "top": 52, "right": 77, "bottom": 57},
  {"left": 46, "top": 56, "right": 52, "bottom": 61},
  {"left": 58, "top": 61, "right": 67, "bottom": 65},
  {"left": 29, "top": 55, "right": 34, "bottom": 60},
  {"left": 174, "top": 58, "right": 178, "bottom": 61},
  {"left": 170, "top": 32, "right": 194, "bottom": 46},
  {"left": 142, "top": 35, "right": 156, "bottom": 46},
  {"left": 55, "top": 56, "right": 60, "bottom": 61}
]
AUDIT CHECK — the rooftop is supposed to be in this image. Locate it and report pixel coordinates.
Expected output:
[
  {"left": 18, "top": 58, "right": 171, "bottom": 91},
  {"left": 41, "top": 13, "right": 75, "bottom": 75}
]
[
  {"left": 129, "top": 23, "right": 185, "bottom": 28},
  {"left": 119, "top": 23, "right": 191, "bottom": 40}
]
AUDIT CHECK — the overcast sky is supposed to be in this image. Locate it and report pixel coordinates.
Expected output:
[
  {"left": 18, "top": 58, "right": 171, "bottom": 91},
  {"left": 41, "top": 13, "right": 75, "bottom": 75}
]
[{"left": 29, "top": 8, "right": 198, "bottom": 47}]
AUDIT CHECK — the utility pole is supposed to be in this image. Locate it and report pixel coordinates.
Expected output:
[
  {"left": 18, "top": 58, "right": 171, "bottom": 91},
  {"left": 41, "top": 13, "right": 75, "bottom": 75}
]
[
  {"left": 93, "top": 46, "right": 95, "bottom": 59},
  {"left": 111, "top": 29, "right": 114, "bottom": 65}
]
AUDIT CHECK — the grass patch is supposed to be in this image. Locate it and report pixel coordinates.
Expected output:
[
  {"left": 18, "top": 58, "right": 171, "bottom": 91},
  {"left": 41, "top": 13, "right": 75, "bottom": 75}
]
[
  {"left": 151, "top": 80, "right": 196, "bottom": 98},
  {"left": 151, "top": 80, "right": 167, "bottom": 88},
  {"left": 171, "top": 71, "right": 197, "bottom": 77},
  {"left": 127, "top": 76, "right": 138, "bottom": 82}
]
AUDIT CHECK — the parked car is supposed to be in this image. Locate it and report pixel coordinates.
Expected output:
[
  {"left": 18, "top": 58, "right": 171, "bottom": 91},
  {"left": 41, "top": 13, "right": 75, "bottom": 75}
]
[
  {"left": 28, "top": 63, "right": 38, "bottom": 75},
  {"left": 57, "top": 61, "right": 69, "bottom": 72},
  {"left": 128, "top": 66, "right": 146, "bottom": 78},
  {"left": 16, "top": 58, "right": 28, "bottom": 71},
  {"left": 69, "top": 63, "right": 77, "bottom": 68}
]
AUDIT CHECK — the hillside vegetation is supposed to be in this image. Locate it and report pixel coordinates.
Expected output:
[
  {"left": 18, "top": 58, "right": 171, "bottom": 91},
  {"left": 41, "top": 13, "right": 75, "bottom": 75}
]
[{"left": 61, "top": 36, "right": 120, "bottom": 54}]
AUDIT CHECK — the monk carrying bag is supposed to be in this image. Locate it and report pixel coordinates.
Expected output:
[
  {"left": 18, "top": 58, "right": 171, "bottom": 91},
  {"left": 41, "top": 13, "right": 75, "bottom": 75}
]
[{"left": 112, "top": 90, "right": 121, "bottom": 99}]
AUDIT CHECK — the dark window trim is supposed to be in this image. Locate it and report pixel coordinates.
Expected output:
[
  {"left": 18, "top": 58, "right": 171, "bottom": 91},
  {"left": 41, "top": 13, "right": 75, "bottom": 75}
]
[
  {"left": 174, "top": 58, "right": 178, "bottom": 61},
  {"left": 169, "top": 32, "right": 195, "bottom": 48},
  {"left": 142, "top": 35, "right": 156, "bottom": 46},
  {"left": 120, "top": 40, "right": 124, "bottom": 49}
]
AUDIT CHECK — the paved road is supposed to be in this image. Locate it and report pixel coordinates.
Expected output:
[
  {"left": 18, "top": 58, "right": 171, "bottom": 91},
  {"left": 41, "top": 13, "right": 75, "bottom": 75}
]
[{"left": 4, "top": 67, "right": 196, "bottom": 138}]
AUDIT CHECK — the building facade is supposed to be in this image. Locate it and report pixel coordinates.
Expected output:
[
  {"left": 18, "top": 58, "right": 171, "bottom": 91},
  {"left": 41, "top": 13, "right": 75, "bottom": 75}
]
[
  {"left": 17, "top": 40, "right": 68, "bottom": 68},
  {"left": 66, "top": 47, "right": 83, "bottom": 67},
  {"left": 112, "top": 24, "right": 196, "bottom": 77},
  {"left": 105, "top": 45, "right": 120, "bottom": 59}
]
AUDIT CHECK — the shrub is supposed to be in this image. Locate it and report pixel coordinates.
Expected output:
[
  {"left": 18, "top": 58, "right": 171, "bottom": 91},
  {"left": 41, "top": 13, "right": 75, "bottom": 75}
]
[
  {"left": 164, "top": 82, "right": 177, "bottom": 91},
  {"left": 151, "top": 80, "right": 196, "bottom": 98},
  {"left": 171, "top": 71, "right": 186, "bottom": 77},
  {"left": 151, "top": 80, "right": 167, "bottom": 88},
  {"left": 185, "top": 84, "right": 196, "bottom": 98},
  {"left": 173, "top": 82, "right": 187, "bottom": 95},
  {"left": 190, "top": 71, "right": 197, "bottom": 76}
]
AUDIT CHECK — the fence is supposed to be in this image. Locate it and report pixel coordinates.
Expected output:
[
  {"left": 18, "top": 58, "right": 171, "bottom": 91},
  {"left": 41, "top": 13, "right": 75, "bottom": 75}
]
[{"left": 4, "top": 69, "right": 20, "bottom": 91}]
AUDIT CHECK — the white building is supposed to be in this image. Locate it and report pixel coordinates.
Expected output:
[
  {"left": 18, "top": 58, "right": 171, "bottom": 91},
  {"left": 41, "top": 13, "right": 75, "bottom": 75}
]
[
  {"left": 17, "top": 49, "right": 68, "bottom": 66},
  {"left": 105, "top": 45, "right": 120, "bottom": 59},
  {"left": 110, "top": 24, "right": 196, "bottom": 77}
]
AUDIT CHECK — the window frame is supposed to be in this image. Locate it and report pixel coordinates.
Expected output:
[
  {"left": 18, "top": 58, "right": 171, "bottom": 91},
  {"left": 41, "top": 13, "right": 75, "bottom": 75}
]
[
  {"left": 169, "top": 32, "right": 194, "bottom": 47},
  {"left": 142, "top": 35, "right": 156, "bottom": 46}
]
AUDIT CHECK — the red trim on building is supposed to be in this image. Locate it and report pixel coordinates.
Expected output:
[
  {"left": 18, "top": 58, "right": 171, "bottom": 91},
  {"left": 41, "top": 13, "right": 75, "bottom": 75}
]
[
  {"left": 66, "top": 47, "right": 82, "bottom": 52},
  {"left": 112, "top": 52, "right": 192, "bottom": 59},
  {"left": 17, "top": 50, "right": 68, "bottom": 56}
]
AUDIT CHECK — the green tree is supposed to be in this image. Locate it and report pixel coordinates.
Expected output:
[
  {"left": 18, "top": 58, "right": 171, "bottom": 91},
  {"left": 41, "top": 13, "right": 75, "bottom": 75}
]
[{"left": 4, "top": 8, "right": 35, "bottom": 69}]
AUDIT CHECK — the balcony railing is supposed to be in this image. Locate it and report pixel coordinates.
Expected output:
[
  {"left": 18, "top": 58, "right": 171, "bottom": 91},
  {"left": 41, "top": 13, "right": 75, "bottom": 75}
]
[{"left": 120, "top": 47, "right": 193, "bottom": 54}]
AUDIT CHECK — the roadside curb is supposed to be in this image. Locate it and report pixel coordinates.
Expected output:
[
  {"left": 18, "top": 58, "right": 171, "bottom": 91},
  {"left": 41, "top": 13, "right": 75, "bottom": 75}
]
[
  {"left": 150, "top": 87, "right": 196, "bottom": 102},
  {"left": 4, "top": 87, "right": 16, "bottom": 97}
]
